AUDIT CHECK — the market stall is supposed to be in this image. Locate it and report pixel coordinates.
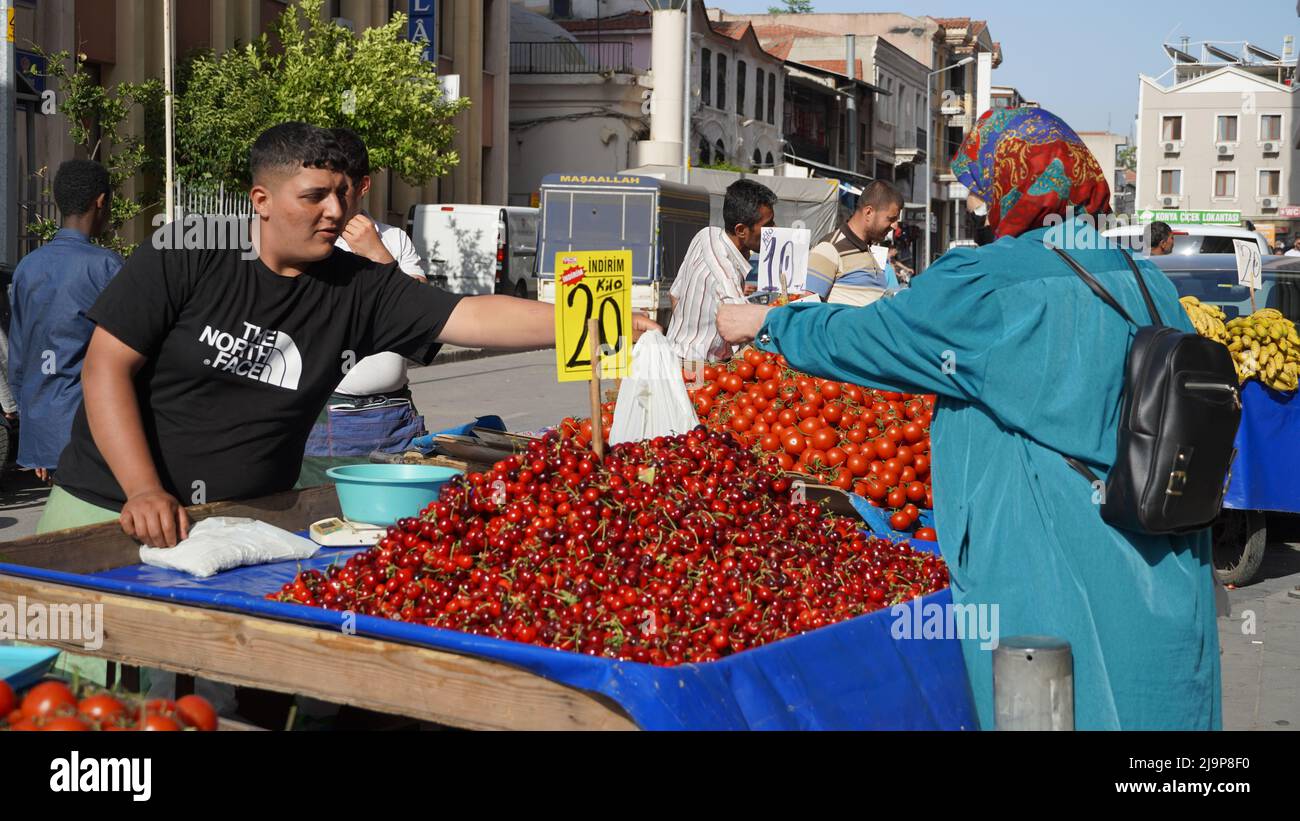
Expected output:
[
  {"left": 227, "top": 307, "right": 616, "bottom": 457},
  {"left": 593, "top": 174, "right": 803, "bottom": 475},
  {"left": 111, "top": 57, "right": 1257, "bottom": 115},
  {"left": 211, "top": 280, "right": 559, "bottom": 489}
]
[{"left": 0, "top": 393, "right": 973, "bottom": 730}]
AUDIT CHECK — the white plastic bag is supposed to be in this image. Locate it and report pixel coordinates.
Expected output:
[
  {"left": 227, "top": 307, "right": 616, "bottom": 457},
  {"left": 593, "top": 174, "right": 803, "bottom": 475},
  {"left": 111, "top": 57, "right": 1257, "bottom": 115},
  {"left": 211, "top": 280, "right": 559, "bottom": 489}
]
[
  {"left": 609, "top": 331, "right": 700, "bottom": 446},
  {"left": 139, "top": 517, "right": 321, "bottom": 578}
]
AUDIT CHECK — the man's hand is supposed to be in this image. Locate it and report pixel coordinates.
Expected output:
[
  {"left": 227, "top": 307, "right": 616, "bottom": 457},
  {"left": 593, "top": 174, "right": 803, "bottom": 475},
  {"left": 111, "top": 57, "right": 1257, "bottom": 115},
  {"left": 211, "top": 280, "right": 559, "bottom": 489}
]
[
  {"left": 341, "top": 214, "right": 394, "bottom": 264},
  {"left": 631, "top": 312, "right": 662, "bottom": 341},
  {"left": 120, "top": 488, "right": 191, "bottom": 548},
  {"left": 717, "top": 304, "right": 772, "bottom": 346}
]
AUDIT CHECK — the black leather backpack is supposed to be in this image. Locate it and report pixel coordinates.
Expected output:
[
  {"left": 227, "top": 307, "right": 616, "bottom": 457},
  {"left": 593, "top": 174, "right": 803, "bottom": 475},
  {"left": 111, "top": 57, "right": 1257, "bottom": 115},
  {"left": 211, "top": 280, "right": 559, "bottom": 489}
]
[{"left": 1053, "top": 247, "right": 1242, "bottom": 535}]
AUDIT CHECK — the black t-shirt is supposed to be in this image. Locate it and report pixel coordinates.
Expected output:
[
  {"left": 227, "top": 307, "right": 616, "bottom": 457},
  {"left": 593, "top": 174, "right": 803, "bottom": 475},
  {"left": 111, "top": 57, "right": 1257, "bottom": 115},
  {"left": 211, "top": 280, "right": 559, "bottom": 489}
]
[{"left": 56, "top": 243, "right": 463, "bottom": 510}]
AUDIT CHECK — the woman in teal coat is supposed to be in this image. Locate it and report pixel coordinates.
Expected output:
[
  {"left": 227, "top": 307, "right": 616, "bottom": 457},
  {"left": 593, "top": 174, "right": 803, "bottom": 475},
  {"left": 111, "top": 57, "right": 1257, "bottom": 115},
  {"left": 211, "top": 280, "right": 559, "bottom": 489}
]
[{"left": 718, "top": 108, "right": 1221, "bottom": 730}]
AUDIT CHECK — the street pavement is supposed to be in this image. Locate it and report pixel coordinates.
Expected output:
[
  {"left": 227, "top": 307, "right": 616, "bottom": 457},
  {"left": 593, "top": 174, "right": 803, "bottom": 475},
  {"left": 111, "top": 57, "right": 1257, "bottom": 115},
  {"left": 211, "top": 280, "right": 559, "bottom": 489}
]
[{"left": 0, "top": 347, "right": 1296, "bottom": 730}]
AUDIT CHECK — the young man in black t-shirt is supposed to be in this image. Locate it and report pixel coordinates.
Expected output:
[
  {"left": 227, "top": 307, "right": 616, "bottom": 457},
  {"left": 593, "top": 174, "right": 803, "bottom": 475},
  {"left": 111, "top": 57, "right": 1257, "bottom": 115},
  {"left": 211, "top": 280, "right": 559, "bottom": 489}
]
[{"left": 40, "top": 123, "right": 569, "bottom": 547}]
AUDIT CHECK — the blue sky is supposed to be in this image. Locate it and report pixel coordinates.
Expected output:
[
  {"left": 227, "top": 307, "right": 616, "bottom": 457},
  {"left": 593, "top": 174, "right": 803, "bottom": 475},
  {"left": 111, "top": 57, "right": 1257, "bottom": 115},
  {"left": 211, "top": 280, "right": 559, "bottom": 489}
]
[{"left": 716, "top": 0, "right": 1300, "bottom": 135}]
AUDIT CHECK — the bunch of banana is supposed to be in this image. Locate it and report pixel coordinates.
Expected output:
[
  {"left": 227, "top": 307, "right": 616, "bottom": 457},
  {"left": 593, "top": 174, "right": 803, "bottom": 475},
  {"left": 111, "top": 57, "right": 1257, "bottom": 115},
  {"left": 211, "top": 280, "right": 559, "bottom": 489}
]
[
  {"left": 1180, "top": 296, "right": 1230, "bottom": 344},
  {"left": 1224, "top": 308, "right": 1300, "bottom": 392}
]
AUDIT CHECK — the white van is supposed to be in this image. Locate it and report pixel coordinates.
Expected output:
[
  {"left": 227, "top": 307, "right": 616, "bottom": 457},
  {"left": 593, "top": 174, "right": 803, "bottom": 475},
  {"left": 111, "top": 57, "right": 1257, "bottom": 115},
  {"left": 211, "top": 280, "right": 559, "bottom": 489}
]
[
  {"left": 407, "top": 205, "right": 539, "bottom": 297},
  {"left": 1101, "top": 224, "right": 1270, "bottom": 257}
]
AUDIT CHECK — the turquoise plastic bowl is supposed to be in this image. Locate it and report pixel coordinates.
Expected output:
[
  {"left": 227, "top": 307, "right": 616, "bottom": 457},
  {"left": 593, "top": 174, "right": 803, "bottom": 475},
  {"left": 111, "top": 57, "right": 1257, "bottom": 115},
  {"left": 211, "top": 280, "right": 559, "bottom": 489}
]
[{"left": 326, "top": 464, "right": 464, "bottom": 526}]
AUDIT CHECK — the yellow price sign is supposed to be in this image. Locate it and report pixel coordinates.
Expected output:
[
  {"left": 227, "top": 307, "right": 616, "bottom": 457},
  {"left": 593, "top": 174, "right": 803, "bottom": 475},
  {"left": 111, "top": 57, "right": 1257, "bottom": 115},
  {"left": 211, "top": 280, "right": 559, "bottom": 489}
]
[
  {"left": 6, "top": 8, "right": 14, "bottom": 43},
  {"left": 554, "top": 250, "right": 632, "bottom": 383}
]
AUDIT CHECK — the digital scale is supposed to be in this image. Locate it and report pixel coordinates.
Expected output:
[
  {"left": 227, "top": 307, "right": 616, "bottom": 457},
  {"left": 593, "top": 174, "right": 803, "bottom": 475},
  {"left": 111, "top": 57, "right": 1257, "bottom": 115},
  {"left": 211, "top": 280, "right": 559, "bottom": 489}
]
[{"left": 308, "top": 517, "right": 388, "bottom": 547}]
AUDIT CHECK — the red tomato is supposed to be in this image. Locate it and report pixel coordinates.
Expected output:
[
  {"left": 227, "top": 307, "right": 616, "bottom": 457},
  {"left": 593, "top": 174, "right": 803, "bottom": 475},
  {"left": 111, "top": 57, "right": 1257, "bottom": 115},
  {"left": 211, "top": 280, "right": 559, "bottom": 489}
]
[
  {"left": 846, "top": 427, "right": 867, "bottom": 444},
  {"left": 824, "top": 447, "right": 848, "bottom": 468},
  {"left": 79, "top": 694, "right": 127, "bottom": 725},
  {"left": 744, "top": 349, "right": 765, "bottom": 368},
  {"left": 730, "top": 415, "right": 753, "bottom": 433},
  {"left": 874, "top": 439, "right": 897, "bottom": 460},
  {"left": 895, "top": 446, "right": 914, "bottom": 465},
  {"left": 176, "top": 695, "right": 219, "bottom": 732},
  {"left": 819, "top": 381, "right": 842, "bottom": 401},
  {"left": 811, "top": 428, "right": 838, "bottom": 452},
  {"left": 889, "top": 512, "right": 913, "bottom": 531},
  {"left": 864, "top": 479, "right": 887, "bottom": 501},
  {"left": 887, "top": 489, "right": 906, "bottom": 508},
  {"left": 41, "top": 716, "right": 91, "bottom": 732},
  {"left": 914, "top": 527, "right": 938, "bottom": 542},
  {"left": 0, "top": 680, "right": 14, "bottom": 717},
  {"left": 759, "top": 434, "right": 781, "bottom": 452},
  {"left": 733, "top": 361, "right": 755, "bottom": 381},
  {"left": 903, "top": 422, "right": 925, "bottom": 444},
  {"left": 797, "top": 417, "right": 823, "bottom": 436},
  {"left": 797, "top": 402, "right": 821, "bottom": 420},
  {"left": 776, "top": 452, "right": 795, "bottom": 471},
  {"left": 21, "top": 681, "right": 76, "bottom": 720},
  {"left": 906, "top": 482, "right": 926, "bottom": 502},
  {"left": 900, "top": 467, "right": 918, "bottom": 483},
  {"left": 782, "top": 433, "right": 807, "bottom": 455},
  {"left": 820, "top": 403, "right": 844, "bottom": 426},
  {"left": 846, "top": 454, "right": 870, "bottom": 477},
  {"left": 139, "top": 714, "right": 183, "bottom": 732},
  {"left": 756, "top": 362, "right": 778, "bottom": 381},
  {"left": 903, "top": 504, "right": 921, "bottom": 520},
  {"left": 914, "top": 454, "right": 930, "bottom": 477}
]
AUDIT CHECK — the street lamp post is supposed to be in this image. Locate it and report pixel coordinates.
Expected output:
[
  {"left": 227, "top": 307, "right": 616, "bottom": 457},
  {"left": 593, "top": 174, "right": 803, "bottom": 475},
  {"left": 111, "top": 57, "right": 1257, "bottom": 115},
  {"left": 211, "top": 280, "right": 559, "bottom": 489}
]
[{"left": 923, "top": 56, "right": 973, "bottom": 272}]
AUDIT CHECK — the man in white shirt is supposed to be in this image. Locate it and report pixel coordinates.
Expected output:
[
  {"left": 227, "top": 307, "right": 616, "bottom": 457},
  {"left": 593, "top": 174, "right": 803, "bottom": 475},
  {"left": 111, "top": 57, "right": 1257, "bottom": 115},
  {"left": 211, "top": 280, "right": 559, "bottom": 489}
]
[
  {"left": 666, "top": 180, "right": 775, "bottom": 363},
  {"left": 1286, "top": 239, "right": 1300, "bottom": 258},
  {"left": 298, "top": 128, "right": 432, "bottom": 486}
]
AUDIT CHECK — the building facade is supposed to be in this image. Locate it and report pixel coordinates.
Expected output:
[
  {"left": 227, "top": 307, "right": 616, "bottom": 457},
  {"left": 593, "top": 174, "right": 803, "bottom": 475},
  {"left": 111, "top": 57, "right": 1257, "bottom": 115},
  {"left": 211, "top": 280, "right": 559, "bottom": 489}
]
[
  {"left": 713, "top": 10, "right": 1002, "bottom": 263},
  {"left": 9, "top": 0, "right": 507, "bottom": 250},
  {"left": 1079, "top": 131, "right": 1132, "bottom": 214},
  {"left": 1137, "top": 50, "right": 1298, "bottom": 244},
  {"left": 508, "top": 0, "right": 785, "bottom": 204}
]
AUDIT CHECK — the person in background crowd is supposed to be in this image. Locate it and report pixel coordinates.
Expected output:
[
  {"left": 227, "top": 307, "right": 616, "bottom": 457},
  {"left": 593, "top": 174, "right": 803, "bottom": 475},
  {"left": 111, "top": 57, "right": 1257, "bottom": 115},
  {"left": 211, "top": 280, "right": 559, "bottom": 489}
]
[
  {"left": 297, "top": 128, "right": 430, "bottom": 487},
  {"left": 665, "top": 179, "right": 775, "bottom": 363},
  {"left": 7, "top": 160, "right": 122, "bottom": 485},
  {"left": 1286, "top": 239, "right": 1300, "bottom": 258},
  {"left": 1147, "top": 221, "right": 1174, "bottom": 256},
  {"left": 807, "top": 181, "right": 904, "bottom": 307},
  {"left": 717, "top": 107, "right": 1220, "bottom": 730}
]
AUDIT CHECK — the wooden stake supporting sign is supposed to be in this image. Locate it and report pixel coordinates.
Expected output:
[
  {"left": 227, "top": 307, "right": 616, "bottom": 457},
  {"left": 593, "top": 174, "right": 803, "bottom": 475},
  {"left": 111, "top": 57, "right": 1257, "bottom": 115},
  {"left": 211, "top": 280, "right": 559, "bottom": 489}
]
[{"left": 588, "top": 317, "right": 605, "bottom": 460}]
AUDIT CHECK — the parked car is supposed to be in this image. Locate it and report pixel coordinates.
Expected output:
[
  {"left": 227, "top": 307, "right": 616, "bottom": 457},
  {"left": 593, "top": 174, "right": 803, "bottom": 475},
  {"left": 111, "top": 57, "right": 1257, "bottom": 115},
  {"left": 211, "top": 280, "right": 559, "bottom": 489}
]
[{"left": 1103, "top": 224, "right": 1270, "bottom": 257}]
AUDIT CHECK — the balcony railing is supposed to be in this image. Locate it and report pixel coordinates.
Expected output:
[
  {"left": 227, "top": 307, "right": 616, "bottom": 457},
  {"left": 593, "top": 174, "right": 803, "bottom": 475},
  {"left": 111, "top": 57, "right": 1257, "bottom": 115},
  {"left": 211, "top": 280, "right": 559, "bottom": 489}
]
[{"left": 510, "top": 41, "right": 635, "bottom": 75}]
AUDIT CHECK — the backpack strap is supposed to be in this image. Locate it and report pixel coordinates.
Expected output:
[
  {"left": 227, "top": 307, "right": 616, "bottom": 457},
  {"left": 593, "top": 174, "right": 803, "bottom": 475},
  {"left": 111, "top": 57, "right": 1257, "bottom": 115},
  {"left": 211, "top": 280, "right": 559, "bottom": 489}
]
[
  {"left": 1064, "top": 456, "right": 1101, "bottom": 485},
  {"left": 1118, "top": 248, "right": 1164, "bottom": 326}
]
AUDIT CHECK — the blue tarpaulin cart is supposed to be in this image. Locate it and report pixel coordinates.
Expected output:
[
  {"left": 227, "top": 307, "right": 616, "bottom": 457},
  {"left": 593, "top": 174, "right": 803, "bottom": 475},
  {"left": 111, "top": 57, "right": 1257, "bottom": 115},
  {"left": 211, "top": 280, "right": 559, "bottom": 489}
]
[
  {"left": 1213, "top": 381, "right": 1300, "bottom": 585},
  {"left": 0, "top": 429, "right": 975, "bottom": 730}
]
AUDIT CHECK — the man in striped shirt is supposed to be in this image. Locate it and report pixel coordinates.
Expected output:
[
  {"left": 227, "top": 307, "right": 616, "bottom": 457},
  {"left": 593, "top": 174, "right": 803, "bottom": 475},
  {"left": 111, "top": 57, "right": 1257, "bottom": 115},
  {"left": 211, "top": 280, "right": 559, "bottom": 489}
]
[
  {"left": 667, "top": 180, "right": 776, "bottom": 363},
  {"left": 807, "top": 180, "right": 904, "bottom": 307}
]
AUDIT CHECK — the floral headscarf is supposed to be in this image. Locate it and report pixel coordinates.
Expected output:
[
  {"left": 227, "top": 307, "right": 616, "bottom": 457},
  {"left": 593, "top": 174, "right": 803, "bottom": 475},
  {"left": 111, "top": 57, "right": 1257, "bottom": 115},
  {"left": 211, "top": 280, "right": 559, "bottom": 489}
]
[{"left": 952, "top": 107, "right": 1112, "bottom": 239}]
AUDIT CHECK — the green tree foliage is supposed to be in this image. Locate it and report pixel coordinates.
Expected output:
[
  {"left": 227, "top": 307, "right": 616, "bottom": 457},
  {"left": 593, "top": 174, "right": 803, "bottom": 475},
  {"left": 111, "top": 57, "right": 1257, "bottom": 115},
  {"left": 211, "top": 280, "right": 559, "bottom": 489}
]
[
  {"left": 767, "top": 0, "right": 814, "bottom": 13},
  {"left": 176, "top": 0, "right": 468, "bottom": 188},
  {"left": 29, "top": 51, "right": 163, "bottom": 254}
]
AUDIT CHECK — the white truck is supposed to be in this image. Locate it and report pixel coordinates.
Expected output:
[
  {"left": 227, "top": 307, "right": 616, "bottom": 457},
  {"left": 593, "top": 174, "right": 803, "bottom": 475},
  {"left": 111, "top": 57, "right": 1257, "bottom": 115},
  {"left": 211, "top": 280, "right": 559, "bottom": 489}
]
[{"left": 407, "top": 204, "right": 539, "bottom": 297}]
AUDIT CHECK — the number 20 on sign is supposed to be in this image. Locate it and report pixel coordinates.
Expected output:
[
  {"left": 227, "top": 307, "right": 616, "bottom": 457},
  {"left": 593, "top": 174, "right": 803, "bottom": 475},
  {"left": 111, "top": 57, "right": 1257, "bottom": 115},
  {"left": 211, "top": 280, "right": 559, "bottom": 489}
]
[{"left": 554, "top": 251, "right": 632, "bottom": 383}]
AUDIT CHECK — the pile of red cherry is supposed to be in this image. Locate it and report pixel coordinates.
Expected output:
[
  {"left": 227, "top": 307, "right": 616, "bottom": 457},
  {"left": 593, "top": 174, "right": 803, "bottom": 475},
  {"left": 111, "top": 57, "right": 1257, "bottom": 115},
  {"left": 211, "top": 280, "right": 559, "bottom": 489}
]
[{"left": 270, "top": 427, "right": 948, "bottom": 666}]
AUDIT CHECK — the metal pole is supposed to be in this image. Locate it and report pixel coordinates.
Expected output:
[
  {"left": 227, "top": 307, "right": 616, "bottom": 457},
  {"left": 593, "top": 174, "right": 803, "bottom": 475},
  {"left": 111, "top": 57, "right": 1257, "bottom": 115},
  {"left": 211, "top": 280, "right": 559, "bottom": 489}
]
[
  {"left": 923, "top": 75, "right": 931, "bottom": 273},
  {"left": 164, "top": 0, "right": 176, "bottom": 222},
  {"left": 993, "top": 636, "right": 1074, "bottom": 730},
  {"left": 845, "top": 35, "right": 856, "bottom": 175},
  {"left": 682, "top": 0, "right": 692, "bottom": 183},
  {"left": 1, "top": 0, "right": 17, "bottom": 267}
]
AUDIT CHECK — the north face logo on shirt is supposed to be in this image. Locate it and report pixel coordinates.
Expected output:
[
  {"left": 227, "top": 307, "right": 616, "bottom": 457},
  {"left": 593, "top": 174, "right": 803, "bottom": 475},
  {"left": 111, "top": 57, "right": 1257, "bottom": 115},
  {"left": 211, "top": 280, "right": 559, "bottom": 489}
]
[{"left": 199, "top": 322, "right": 303, "bottom": 390}]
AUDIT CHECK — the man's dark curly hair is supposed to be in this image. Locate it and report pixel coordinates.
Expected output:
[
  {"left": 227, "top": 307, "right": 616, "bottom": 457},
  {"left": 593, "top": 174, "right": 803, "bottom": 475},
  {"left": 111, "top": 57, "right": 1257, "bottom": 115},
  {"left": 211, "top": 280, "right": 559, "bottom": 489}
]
[
  {"left": 53, "top": 159, "right": 111, "bottom": 217},
  {"left": 248, "top": 122, "right": 349, "bottom": 184}
]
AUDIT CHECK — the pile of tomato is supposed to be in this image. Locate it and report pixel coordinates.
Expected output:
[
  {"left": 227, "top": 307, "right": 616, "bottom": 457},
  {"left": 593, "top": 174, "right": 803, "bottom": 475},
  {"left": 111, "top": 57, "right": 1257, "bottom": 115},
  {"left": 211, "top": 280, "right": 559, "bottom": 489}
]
[
  {"left": 270, "top": 427, "right": 948, "bottom": 666},
  {"left": 687, "top": 349, "right": 937, "bottom": 536},
  {"left": 0, "top": 678, "right": 218, "bottom": 732}
]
